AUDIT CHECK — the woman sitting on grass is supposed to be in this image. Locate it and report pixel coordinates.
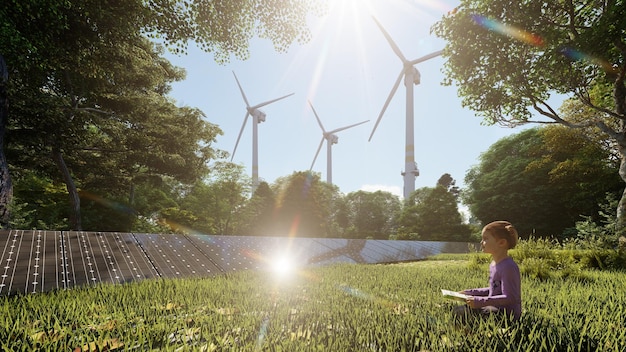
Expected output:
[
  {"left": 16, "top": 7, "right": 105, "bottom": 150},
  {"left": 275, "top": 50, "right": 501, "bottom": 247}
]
[{"left": 454, "top": 220, "right": 522, "bottom": 323}]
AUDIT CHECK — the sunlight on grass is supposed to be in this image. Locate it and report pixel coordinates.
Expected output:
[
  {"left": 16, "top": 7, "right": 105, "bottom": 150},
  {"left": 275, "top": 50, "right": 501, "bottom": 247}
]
[{"left": 2, "top": 259, "right": 625, "bottom": 350}]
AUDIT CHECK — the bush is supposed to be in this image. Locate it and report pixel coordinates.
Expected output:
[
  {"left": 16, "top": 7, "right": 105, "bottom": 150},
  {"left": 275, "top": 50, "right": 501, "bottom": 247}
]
[
  {"left": 510, "top": 237, "right": 626, "bottom": 276},
  {"left": 572, "top": 193, "right": 622, "bottom": 248}
]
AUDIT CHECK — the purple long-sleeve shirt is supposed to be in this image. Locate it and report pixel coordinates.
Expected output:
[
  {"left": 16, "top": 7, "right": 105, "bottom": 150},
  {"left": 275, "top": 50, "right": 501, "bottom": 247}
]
[{"left": 464, "top": 256, "right": 522, "bottom": 320}]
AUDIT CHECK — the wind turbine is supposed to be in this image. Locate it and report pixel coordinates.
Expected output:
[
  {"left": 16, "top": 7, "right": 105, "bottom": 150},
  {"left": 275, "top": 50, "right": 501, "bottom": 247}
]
[
  {"left": 231, "top": 71, "right": 294, "bottom": 188},
  {"left": 308, "top": 100, "right": 369, "bottom": 185},
  {"left": 368, "top": 16, "right": 442, "bottom": 200}
]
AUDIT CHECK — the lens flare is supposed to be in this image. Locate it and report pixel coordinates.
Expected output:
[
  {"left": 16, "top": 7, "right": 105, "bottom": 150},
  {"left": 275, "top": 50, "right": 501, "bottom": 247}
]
[
  {"left": 471, "top": 14, "right": 544, "bottom": 46},
  {"left": 470, "top": 14, "right": 617, "bottom": 74},
  {"left": 80, "top": 191, "right": 137, "bottom": 215},
  {"left": 255, "top": 316, "right": 269, "bottom": 350},
  {"left": 161, "top": 219, "right": 209, "bottom": 236},
  {"left": 337, "top": 284, "right": 396, "bottom": 310},
  {"left": 560, "top": 47, "right": 618, "bottom": 74}
]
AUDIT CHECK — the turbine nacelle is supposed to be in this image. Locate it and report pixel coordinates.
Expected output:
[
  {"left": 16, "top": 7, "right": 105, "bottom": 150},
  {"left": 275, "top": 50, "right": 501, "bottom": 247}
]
[
  {"left": 404, "top": 66, "right": 420, "bottom": 85},
  {"left": 325, "top": 133, "right": 339, "bottom": 144},
  {"left": 251, "top": 109, "right": 266, "bottom": 123}
]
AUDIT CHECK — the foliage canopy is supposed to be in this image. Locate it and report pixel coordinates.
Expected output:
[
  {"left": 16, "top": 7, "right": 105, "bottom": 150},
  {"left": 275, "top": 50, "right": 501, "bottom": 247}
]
[
  {"left": 432, "top": 0, "right": 626, "bottom": 227},
  {"left": 464, "top": 126, "right": 622, "bottom": 237}
]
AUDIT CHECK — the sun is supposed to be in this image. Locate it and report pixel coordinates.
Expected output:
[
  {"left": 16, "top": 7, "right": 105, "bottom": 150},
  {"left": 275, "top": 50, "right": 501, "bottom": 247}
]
[{"left": 270, "top": 254, "right": 294, "bottom": 279}]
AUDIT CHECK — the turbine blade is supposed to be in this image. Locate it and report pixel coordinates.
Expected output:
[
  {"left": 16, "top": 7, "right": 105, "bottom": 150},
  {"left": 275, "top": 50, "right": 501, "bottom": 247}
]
[
  {"left": 409, "top": 50, "right": 443, "bottom": 65},
  {"left": 308, "top": 100, "right": 326, "bottom": 132},
  {"left": 310, "top": 138, "right": 325, "bottom": 170},
  {"left": 231, "top": 112, "right": 250, "bottom": 161},
  {"left": 232, "top": 71, "right": 251, "bottom": 107},
  {"left": 329, "top": 120, "right": 370, "bottom": 134},
  {"left": 252, "top": 93, "right": 295, "bottom": 110},
  {"left": 372, "top": 16, "right": 407, "bottom": 63},
  {"left": 369, "top": 69, "right": 404, "bottom": 141}
]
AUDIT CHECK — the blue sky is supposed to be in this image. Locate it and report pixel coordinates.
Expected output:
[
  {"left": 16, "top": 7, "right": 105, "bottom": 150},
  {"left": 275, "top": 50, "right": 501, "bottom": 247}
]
[{"left": 163, "top": 0, "right": 557, "bottom": 199}]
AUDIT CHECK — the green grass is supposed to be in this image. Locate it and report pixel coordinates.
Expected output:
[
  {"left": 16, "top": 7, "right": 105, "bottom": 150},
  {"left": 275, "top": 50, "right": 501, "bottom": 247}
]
[{"left": 2, "top": 259, "right": 625, "bottom": 351}]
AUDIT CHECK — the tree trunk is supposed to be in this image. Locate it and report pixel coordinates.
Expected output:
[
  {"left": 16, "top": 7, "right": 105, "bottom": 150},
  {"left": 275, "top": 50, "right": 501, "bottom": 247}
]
[
  {"left": 52, "top": 147, "right": 82, "bottom": 230},
  {"left": 617, "top": 143, "right": 626, "bottom": 233},
  {"left": 615, "top": 66, "right": 626, "bottom": 233},
  {"left": 129, "top": 182, "right": 135, "bottom": 206},
  {"left": 0, "top": 54, "right": 12, "bottom": 229}
]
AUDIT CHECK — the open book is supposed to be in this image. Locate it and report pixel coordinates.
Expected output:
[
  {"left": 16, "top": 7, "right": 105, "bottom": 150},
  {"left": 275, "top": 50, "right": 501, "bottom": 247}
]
[{"left": 441, "top": 289, "right": 470, "bottom": 302}]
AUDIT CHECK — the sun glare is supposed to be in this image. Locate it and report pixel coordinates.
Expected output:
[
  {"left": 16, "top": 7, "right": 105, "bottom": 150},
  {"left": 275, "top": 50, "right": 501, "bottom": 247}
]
[
  {"left": 301, "top": 0, "right": 451, "bottom": 99},
  {"left": 270, "top": 254, "right": 294, "bottom": 278}
]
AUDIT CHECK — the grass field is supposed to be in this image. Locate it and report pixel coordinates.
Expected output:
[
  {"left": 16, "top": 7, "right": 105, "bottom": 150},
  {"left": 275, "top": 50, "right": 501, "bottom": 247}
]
[{"left": 2, "top": 257, "right": 625, "bottom": 351}]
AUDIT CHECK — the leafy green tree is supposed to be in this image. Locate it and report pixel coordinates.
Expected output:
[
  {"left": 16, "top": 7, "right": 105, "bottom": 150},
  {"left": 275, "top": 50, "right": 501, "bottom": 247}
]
[
  {"left": 342, "top": 190, "right": 401, "bottom": 239},
  {"left": 173, "top": 162, "right": 250, "bottom": 235},
  {"left": 437, "top": 173, "right": 461, "bottom": 200},
  {"left": 7, "top": 35, "right": 221, "bottom": 230},
  {"left": 398, "top": 175, "right": 471, "bottom": 241},
  {"left": 432, "top": 0, "right": 626, "bottom": 228},
  {"left": 1, "top": 0, "right": 154, "bottom": 229},
  {"left": 314, "top": 180, "right": 344, "bottom": 237},
  {"left": 239, "top": 181, "right": 277, "bottom": 236},
  {"left": 10, "top": 171, "right": 70, "bottom": 230},
  {"left": 271, "top": 171, "right": 337, "bottom": 237},
  {"left": 464, "top": 126, "right": 622, "bottom": 238},
  {"left": 0, "top": 0, "right": 324, "bottom": 229},
  {"left": 142, "top": 0, "right": 325, "bottom": 62}
]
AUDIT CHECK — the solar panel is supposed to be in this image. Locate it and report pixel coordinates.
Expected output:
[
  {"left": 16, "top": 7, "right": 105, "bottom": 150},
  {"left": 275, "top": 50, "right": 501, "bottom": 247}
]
[
  {"left": 104, "top": 232, "right": 161, "bottom": 282},
  {"left": 132, "top": 233, "right": 223, "bottom": 278},
  {"left": 0, "top": 230, "right": 473, "bottom": 296},
  {"left": 1, "top": 230, "right": 64, "bottom": 295}
]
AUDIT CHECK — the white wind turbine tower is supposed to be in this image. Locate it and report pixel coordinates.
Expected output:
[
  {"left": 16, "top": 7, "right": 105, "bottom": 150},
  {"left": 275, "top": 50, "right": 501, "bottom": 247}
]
[
  {"left": 231, "top": 71, "right": 294, "bottom": 188},
  {"left": 368, "top": 16, "right": 442, "bottom": 200},
  {"left": 308, "top": 100, "right": 369, "bottom": 185}
]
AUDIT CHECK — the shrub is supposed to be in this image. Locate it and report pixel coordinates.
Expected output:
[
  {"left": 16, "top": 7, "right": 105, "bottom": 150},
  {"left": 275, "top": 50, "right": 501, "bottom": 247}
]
[
  {"left": 511, "top": 237, "right": 626, "bottom": 274},
  {"left": 519, "top": 257, "right": 558, "bottom": 280},
  {"left": 572, "top": 193, "right": 622, "bottom": 248}
]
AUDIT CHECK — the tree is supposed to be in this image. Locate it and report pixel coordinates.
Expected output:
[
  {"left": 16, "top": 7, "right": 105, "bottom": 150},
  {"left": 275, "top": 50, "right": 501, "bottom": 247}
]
[
  {"left": 398, "top": 175, "right": 471, "bottom": 241},
  {"left": 464, "top": 126, "right": 622, "bottom": 238},
  {"left": 1, "top": 0, "right": 159, "bottom": 229},
  {"left": 341, "top": 190, "right": 401, "bottom": 239},
  {"left": 240, "top": 181, "right": 277, "bottom": 236},
  {"left": 6, "top": 34, "right": 221, "bottom": 230},
  {"left": 143, "top": 0, "right": 325, "bottom": 63},
  {"left": 432, "top": 0, "right": 626, "bottom": 229},
  {"left": 0, "top": 54, "right": 9, "bottom": 228},
  {"left": 437, "top": 173, "right": 461, "bottom": 200},
  {"left": 271, "top": 171, "right": 337, "bottom": 237},
  {"left": 175, "top": 162, "right": 250, "bottom": 235},
  {"left": 0, "top": 0, "right": 324, "bottom": 229},
  {"left": 10, "top": 171, "right": 70, "bottom": 230}
]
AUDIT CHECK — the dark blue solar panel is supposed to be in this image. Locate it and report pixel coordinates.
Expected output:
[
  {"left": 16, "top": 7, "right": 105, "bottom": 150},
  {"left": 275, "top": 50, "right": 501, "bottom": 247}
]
[
  {"left": 0, "top": 230, "right": 474, "bottom": 296},
  {"left": 132, "top": 233, "right": 223, "bottom": 278}
]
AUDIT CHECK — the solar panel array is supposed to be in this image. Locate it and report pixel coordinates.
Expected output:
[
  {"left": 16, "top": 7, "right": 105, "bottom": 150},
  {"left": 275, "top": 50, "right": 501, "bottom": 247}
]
[{"left": 0, "top": 230, "right": 473, "bottom": 296}]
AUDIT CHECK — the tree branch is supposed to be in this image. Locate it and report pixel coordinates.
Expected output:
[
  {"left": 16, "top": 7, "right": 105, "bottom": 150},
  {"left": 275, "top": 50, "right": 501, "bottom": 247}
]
[
  {"left": 574, "top": 86, "right": 625, "bottom": 120},
  {"left": 565, "top": 0, "right": 580, "bottom": 39}
]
